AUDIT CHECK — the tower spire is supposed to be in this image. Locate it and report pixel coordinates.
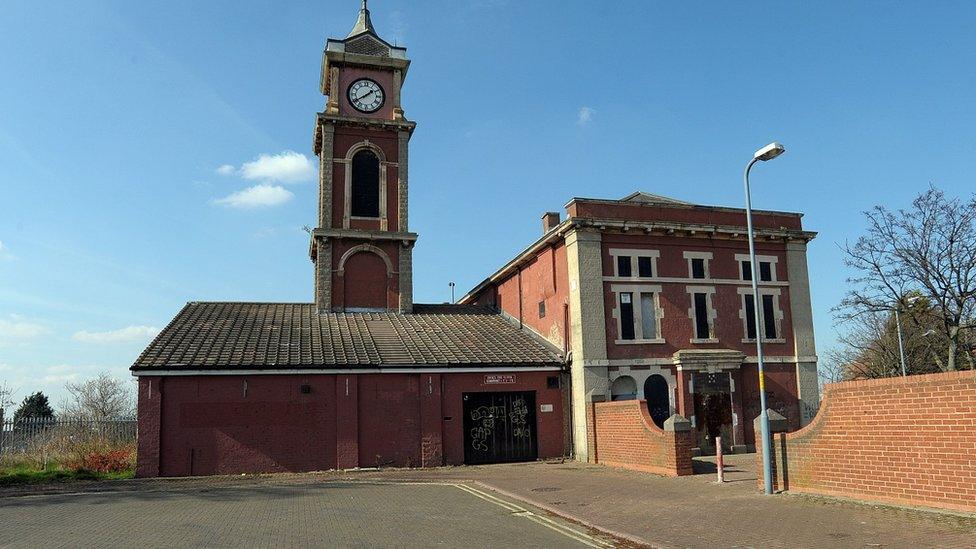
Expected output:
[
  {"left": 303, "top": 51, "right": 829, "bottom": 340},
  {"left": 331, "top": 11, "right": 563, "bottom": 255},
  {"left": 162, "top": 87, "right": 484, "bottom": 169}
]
[{"left": 347, "top": 0, "right": 376, "bottom": 38}]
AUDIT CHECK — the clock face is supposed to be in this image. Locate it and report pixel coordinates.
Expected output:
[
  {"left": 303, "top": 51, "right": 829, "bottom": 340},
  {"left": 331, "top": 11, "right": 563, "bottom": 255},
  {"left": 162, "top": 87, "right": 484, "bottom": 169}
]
[{"left": 347, "top": 78, "right": 385, "bottom": 114}]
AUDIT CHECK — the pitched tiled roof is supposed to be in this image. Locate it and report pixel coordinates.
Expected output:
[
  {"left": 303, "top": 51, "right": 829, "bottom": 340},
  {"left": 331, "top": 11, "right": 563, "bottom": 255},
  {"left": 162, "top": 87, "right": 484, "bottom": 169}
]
[{"left": 130, "top": 302, "right": 563, "bottom": 371}]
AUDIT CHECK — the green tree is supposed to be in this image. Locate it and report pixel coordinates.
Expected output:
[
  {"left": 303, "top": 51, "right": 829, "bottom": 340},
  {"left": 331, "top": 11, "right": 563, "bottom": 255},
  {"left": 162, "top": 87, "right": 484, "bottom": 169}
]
[{"left": 12, "top": 391, "right": 55, "bottom": 424}]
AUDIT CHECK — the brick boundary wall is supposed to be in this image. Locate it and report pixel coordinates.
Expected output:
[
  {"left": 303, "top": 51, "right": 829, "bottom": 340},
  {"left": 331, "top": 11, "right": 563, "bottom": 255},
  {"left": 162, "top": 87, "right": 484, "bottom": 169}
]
[
  {"left": 756, "top": 370, "right": 976, "bottom": 514},
  {"left": 591, "top": 400, "right": 694, "bottom": 476}
]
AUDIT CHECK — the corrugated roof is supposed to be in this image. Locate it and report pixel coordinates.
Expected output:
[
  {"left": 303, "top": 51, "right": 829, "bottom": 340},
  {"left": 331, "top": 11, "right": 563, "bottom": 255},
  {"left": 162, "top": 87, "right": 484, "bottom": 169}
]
[{"left": 130, "top": 302, "right": 563, "bottom": 372}]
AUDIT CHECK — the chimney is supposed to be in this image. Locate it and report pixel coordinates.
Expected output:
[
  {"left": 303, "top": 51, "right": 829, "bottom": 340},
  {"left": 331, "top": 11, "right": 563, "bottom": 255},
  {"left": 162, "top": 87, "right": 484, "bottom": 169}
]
[{"left": 542, "top": 212, "right": 561, "bottom": 233}]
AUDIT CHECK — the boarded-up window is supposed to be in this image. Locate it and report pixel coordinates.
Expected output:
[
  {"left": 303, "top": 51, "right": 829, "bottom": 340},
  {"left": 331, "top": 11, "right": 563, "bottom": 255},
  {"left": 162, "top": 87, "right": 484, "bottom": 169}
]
[
  {"left": 351, "top": 150, "right": 380, "bottom": 217},
  {"left": 640, "top": 293, "right": 656, "bottom": 339}
]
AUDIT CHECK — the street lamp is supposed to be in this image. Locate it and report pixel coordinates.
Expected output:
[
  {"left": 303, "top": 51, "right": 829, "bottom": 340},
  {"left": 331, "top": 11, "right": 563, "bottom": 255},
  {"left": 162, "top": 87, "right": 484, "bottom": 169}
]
[
  {"left": 744, "top": 141, "right": 785, "bottom": 496},
  {"left": 894, "top": 295, "right": 922, "bottom": 377}
]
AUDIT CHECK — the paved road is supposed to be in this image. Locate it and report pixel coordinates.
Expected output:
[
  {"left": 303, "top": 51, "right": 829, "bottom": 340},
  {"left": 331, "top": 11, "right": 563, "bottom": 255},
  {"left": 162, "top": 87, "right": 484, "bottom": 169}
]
[
  {"left": 0, "top": 481, "right": 613, "bottom": 548},
  {"left": 2, "top": 456, "right": 974, "bottom": 548}
]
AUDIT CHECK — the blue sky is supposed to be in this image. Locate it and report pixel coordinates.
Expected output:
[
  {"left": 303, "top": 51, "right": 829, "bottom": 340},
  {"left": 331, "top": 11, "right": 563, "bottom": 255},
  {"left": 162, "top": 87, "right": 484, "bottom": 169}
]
[{"left": 2, "top": 1, "right": 975, "bottom": 405}]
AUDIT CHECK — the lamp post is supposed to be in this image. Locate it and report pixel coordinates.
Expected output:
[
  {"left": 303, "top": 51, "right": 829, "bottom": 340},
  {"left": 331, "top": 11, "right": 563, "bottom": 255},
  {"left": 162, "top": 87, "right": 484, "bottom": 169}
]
[
  {"left": 894, "top": 295, "right": 921, "bottom": 377},
  {"left": 744, "top": 141, "right": 786, "bottom": 496}
]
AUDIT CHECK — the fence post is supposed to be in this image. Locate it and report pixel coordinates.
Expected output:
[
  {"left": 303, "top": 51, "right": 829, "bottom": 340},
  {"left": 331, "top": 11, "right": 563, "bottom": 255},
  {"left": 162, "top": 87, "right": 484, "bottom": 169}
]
[{"left": 715, "top": 436, "right": 724, "bottom": 483}]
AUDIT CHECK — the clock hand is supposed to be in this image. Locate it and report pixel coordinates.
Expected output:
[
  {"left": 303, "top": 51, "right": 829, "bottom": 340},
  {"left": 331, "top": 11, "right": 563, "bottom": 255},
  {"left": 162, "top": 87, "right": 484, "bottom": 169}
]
[{"left": 355, "top": 89, "right": 376, "bottom": 102}]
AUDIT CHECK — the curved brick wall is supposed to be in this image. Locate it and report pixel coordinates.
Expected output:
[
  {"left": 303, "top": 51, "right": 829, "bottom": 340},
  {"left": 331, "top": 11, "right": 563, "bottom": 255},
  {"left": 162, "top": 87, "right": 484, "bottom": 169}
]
[
  {"left": 757, "top": 370, "right": 976, "bottom": 513},
  {"left": 590, "top": 400, "right": 693, "bottom": 476}
]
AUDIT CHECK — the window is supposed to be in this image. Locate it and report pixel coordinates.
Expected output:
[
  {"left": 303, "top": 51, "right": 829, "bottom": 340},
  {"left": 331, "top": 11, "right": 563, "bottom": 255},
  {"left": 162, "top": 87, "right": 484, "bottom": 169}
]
[
  {"left": 693, "top": 293, "right": 710, "bottom": 339},
  {"left": 640, "top": 293, "right": 657, "bottom": 339},
  {"left": 637, "top": 256, "right": 653, "bottom": 277},
  {"left": 613, "top": 284, "right": 663, "bottom": 343},
  {"left": 617, "top": 256, "right": 632, "bottom": 278},
  {"left": 744, "top": 294, "right": 757, "bottom": 340},
  {"left": 610, "top": 376, "right": 638, "bottom": 401},
  {"left": 683, "top": 252, "right": 712, "bottom": 279},
  {"left": 351, "top": 149, "right": 380, "bottom": 217},
  {"left": 610, "top": 249, "right": 659, "bottom": 278},
  {"left": 619, "top": 293, "right": 635, "bottom": 340},
  {"left": 538, "top": 301, "right": 546, "bottom": 318},
  {"left": 742, "top": 290, "right": 781, "bottom": 341},
  {"left": 737, "top": 255, "right": 777, "bottom": 282},
  {"left": 762, "top": 294, "right": 777, "bottom": 339}
]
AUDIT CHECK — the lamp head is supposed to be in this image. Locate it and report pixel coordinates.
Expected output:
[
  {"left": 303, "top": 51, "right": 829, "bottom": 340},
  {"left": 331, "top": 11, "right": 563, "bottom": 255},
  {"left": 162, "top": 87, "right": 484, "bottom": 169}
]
[{"left": 754, "top": 142, "right": 786, "bottom": 162}]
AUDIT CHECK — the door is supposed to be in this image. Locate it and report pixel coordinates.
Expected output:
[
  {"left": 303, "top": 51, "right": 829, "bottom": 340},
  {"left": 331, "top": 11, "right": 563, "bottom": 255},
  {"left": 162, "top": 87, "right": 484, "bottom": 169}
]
[
  {"left": 643, "top": 374, "right": 671, "bottom": 428},
  {"left": 462, "top": 391, "right": 537, "bottom": 465},
  {"left": 692, "top": 372, "right": 734, "bottom": 453}
]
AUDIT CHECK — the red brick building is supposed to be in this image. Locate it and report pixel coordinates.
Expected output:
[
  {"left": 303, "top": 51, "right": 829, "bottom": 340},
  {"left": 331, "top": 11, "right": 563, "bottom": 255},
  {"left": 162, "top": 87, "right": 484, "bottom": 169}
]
[
  {"left": 131, "top": 4, "right": 568, "bottom": 477},
  {"left": 461, "top": 192, "right": 820, "bottom": 457}
]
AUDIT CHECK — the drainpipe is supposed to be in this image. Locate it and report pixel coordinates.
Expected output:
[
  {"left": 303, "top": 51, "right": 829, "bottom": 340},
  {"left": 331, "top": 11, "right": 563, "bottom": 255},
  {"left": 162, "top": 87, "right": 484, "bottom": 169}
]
[{"left": 517, "top": 267, "right": 523, "bottom": 329}]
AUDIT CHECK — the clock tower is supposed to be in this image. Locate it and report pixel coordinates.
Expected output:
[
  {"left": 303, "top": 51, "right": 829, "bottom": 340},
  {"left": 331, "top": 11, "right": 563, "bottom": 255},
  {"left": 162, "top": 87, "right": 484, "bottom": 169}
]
[{"left": 311, "top": 1, "right": 417, "bottom": 312}]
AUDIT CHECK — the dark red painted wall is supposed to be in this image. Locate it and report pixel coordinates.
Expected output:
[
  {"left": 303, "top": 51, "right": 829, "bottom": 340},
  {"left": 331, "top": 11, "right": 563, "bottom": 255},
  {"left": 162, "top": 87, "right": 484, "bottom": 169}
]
[
  {"left": 138, "top": 370, "right": 565, "bottom": 477},
  {"left": 471, "top": 242, "right": 570, "bottom": 353}
]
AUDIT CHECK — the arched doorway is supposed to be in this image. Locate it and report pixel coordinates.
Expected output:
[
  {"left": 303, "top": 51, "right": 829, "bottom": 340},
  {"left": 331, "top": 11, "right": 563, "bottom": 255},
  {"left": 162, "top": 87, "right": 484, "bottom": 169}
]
[
  {"left": 610, "top": 376, "right": 637, "bottom": 401},
  {"left": 644, "top": 374, "right": 670, "bottom": 428}
]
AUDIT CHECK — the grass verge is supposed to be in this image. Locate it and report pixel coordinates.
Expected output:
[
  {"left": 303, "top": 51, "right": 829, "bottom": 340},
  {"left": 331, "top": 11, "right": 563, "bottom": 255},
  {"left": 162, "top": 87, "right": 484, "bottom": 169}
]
[{"left": 0, "top": 465, "right": 134, "bottom": 487}]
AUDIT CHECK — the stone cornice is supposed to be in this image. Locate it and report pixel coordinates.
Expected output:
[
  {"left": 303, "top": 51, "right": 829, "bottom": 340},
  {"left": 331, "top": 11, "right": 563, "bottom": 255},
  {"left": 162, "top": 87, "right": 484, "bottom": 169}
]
[
  {"left": 314, "top": 114, "right": 416, "bottom": 155},
  {"left": 571, "top": 217, "right": 817, "bottom": 243}
]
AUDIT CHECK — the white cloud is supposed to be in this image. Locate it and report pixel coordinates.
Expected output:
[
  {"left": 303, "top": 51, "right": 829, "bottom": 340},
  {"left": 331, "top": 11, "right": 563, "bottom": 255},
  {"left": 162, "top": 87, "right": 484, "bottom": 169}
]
[
  {"left": 72, "top": 325, "right": 160, "bottom": 344},
  {"left": 577, "top": 106, "right": 595, "bottom": 126},
  {"left": 214, "top": 184, "right": 294, "bottom": 209},
  {"left": 215, "top": 164, "right": 236, "bottom": 176},
  {"left": 0, "top": 315, "right": 47, "bottom": 340},
  {"left": 0, "top": 240, "right": 14, "bottom": 260},
  {"left": 240, "top": 151, "right": 315, "bottom": 183}
]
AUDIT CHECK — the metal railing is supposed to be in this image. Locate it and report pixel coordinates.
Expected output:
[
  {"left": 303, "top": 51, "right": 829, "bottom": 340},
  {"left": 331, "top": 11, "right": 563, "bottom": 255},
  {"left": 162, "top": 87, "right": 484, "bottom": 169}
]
[{"left": 0, "top": 417, "right": 137, "bottom": 456}]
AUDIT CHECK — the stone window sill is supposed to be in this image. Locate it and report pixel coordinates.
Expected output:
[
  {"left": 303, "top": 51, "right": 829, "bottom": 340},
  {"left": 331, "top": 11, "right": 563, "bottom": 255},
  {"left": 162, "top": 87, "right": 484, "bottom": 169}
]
[{"left": 615, "top": 338, "right": 666, "bottom": 345}]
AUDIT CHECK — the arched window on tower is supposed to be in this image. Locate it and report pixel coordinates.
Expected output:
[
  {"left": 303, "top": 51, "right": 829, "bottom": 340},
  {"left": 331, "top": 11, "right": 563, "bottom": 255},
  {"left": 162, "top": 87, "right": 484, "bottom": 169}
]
[{"left": 351, "top": 149, "right": 380, "bottom": 218}]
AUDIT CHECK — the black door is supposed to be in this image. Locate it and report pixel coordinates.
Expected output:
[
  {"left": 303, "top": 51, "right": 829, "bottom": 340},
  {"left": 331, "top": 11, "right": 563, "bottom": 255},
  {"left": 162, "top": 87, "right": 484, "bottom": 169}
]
[
  {"left": 644, "top": 374, "right": 671, "bottom": 428},
  {"left": 462, "top": 391, "right": 537, "bottom": 464}
]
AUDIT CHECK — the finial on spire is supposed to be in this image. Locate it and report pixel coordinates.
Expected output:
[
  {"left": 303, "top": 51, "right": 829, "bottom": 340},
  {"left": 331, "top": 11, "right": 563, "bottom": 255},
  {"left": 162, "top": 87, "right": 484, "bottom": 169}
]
[{"left": 347, "top": 0, "right": 376, "bottom": 38}]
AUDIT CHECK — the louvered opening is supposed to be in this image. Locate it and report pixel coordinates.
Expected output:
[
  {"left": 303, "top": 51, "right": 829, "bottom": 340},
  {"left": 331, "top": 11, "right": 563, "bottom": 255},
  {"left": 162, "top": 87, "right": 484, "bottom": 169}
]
[{"left": 346, "top": 35, "right": 389, "bottom": 57}]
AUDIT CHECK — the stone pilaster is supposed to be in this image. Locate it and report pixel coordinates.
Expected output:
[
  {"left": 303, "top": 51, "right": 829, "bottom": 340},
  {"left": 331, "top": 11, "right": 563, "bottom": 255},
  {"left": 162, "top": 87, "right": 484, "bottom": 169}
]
[
  {"left": 397, "top": 130, "right": 410, "bottom": 231},
  {"left": 565, "top": 227, "right": 609, "bottom": 462},
  {"left": 315, "top": 238, "right": 333, "bottom": 312},
  {"left": 786, "top": 241, "right": 819, "bottom": 425},
  {"left": 398, "top": 243, "right": 413, "bottom": 313},
  {"left": 318, "top": 124, "right": 335, "bottom": 228}
]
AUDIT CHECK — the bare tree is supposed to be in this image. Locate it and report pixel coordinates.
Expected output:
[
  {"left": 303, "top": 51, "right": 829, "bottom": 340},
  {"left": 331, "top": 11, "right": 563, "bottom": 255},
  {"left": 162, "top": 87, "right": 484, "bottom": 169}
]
[
  {"left": 0, "top": 381, "right": 15, "bottom": 424},
  {"left": 829, "top": 302, "right": 946, "bottom": 380},
  {"left": 837, "top": 187, "right": 976, "bottom": 372},
  {"left": 61, "top": 372, "right": 136, "bottom": 420}
]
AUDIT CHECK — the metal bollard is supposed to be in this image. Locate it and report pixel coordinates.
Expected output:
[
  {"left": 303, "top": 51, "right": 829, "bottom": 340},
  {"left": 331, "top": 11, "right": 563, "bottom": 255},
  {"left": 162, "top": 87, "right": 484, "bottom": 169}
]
[{"left": 715, "top": 436, "right": 724, "bottom": 483}]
